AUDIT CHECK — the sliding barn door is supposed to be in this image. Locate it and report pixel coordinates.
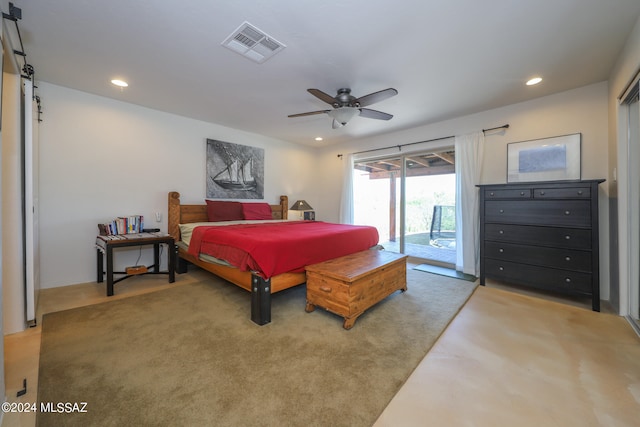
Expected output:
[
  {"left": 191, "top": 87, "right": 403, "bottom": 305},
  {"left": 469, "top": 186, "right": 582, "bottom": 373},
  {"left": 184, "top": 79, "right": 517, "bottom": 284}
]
[{"left": 23, "top": 78, "right": 39, "bottom": 326}]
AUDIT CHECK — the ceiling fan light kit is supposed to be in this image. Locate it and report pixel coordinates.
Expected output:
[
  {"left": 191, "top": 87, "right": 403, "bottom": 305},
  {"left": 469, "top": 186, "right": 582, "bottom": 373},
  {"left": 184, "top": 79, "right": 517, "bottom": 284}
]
[
  {"left": 328, "top": 107, "right": 360, "bottom": 125},
  {"left": 288, "top": 87, "right": 397, "bottom": 128}
]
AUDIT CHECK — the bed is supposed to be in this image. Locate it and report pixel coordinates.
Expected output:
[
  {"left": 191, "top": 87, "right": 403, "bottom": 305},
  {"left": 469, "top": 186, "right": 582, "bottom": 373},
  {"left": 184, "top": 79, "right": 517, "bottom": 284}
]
[{"left": 167, "top": 191, "right": 379, "bottom": 325}]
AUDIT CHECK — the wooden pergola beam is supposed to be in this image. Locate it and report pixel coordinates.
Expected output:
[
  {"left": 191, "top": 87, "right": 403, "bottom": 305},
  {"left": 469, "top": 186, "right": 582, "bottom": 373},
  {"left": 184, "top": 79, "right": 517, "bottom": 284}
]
[
  {"left": 378, "top": 160, "right": 402, "bottom": 169},
  {"left": 367, "top": 164, "right": 455, "bottom": 179},
  {"left": 406, "top": 156, "right": 430, "bottom": 168},
  {"left": 359, "top": 163, "right": 389, "bottom": 172},
  {"left": 433, "top": 152, "right": 454, "bottom": 165}
]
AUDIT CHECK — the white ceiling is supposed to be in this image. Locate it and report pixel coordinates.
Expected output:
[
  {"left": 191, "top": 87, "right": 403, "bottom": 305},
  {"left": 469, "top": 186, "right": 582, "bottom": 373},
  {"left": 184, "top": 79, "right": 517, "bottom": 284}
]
[{"left": 5, "top": 0, "right": 640, "bottom": 146}]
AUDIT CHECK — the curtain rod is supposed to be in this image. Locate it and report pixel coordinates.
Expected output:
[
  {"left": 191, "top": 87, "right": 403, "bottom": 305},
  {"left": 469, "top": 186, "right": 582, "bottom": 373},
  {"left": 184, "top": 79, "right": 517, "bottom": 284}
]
[{"left": 337, "top": 124, "right": 509, "bottom": 158}]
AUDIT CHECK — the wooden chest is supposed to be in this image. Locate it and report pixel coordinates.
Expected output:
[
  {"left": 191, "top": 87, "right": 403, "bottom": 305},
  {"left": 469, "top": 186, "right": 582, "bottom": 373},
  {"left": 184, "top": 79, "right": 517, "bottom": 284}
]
[{"left": 305, "top": 249, "right": 408, "bottom": 329}]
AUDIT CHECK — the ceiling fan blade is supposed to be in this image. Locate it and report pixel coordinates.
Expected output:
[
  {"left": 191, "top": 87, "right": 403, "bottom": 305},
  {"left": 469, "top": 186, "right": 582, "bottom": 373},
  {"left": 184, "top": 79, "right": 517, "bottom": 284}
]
[
  {"left": 355, "top": 88, "right": 398, "bottom": 107},
  {"left": 359, "top": 108, "right": 393, "bottom": 120},
  {"left": 288, "top": 110, "right": 330, "bottom": 118},
  {"left": 307, "top": 88, "right": 338, "bottom": 105}
]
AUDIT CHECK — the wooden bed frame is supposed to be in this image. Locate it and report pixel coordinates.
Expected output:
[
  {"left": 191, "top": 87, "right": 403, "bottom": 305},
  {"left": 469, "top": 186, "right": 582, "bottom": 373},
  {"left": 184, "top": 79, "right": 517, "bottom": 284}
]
[{"left": 167, "top": 191, "right": 307, "bottom": 325}]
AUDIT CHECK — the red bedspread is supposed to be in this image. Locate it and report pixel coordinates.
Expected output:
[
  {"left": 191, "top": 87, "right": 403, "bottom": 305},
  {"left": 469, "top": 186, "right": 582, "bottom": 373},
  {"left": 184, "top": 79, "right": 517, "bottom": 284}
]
[{"left": 188, "top": 221, "right": 379, "bottom": 278}]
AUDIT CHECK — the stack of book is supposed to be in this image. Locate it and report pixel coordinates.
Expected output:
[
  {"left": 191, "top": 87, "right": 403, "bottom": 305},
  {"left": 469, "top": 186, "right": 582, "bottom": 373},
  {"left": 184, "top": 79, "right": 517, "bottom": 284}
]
[{"left": 98, "top": 215, "right": 144, "bottom": 236}]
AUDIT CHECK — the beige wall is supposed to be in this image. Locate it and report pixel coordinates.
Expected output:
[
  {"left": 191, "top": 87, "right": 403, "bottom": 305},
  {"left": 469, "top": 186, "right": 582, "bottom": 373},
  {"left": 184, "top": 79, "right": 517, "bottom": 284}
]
[
  {"left": 317, "top": 81, "right": 610, "bottom": 297},
  {"left": 36, "top": 82, "right": 318, "bottom": 290},
  {"left": 609, "top": 15, "right": 640, "bottom": 197}
]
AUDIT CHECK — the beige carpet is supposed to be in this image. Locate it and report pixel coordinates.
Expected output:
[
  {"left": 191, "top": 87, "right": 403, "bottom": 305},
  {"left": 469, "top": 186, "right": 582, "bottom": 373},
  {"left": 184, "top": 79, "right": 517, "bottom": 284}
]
[{"left": 37, "top": 269, "right": 477, "bottom": 427}]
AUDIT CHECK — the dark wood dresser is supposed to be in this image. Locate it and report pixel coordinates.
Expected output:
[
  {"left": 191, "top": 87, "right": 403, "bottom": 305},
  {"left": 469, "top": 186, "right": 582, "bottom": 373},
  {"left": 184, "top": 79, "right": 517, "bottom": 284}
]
[{"left": 478, "top": 179, "right": 605, "bottom": 311}]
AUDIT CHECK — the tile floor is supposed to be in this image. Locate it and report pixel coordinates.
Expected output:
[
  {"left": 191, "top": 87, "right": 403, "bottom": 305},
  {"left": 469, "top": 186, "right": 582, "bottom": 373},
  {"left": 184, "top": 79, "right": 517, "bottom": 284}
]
[{"left": 375, "top": 281, "right": 640, "bottom": 427}]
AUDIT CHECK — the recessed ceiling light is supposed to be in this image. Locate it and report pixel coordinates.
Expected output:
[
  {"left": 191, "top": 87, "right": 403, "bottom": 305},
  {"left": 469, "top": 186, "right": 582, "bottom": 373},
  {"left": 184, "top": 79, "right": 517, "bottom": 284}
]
[
  {"left": 315, "top": 137, "right": 323, "bottom": 141},
  {"left": 111, "top": 79, "right": 128, "bottom": 87},
  {"left": 526, "top": 77, "right": 542, "bottom": 86}
]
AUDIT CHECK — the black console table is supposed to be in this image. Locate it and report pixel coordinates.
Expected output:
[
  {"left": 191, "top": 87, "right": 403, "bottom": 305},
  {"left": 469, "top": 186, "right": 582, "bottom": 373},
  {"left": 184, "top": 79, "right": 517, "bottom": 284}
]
[{"left": 96, "top": 232, "right": 175, "bottom": 296}]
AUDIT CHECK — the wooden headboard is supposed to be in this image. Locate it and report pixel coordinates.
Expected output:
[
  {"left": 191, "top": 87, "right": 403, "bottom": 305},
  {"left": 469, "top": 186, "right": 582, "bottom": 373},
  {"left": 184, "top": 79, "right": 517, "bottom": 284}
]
[{"left": 167, "top": 192, "right": 289, "bottom": 241}]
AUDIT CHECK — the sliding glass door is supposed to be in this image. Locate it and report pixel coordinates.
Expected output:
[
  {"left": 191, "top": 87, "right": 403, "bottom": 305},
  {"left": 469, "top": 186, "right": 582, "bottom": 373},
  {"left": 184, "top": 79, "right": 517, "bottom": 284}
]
[
  {"left": 404, "top": 156, "right": 456, "bottom": 264},
  {"left": 354, "top": 149, "right": 456, "bottom": 265},
  {"left": 353, "top": 156, "right": 401, "bottom": 253}
]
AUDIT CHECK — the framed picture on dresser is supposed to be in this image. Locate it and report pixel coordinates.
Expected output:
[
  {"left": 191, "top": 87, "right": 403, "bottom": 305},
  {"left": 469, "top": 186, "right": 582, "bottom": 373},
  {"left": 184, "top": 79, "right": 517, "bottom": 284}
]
[{"left": 507, "top": 133, "right": 581, "bottom": 182}]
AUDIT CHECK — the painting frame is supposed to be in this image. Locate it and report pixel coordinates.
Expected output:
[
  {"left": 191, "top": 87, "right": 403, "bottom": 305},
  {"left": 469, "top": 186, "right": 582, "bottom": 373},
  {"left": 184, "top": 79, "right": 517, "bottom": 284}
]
[
  {"left": 507, "top": 133, "right": 581, "bottom": 183},
  {"left": 206, "top": 139, "right": 265, "bottom": 199}
]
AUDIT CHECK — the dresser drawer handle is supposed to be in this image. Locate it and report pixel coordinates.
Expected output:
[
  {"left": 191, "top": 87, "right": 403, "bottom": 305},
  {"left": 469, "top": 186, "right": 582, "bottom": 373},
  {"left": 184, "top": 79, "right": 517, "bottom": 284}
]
[
  {"left": 565, "top": 278, "right": 572, "bottom": 283},
  {"left": 499, "top": 266, "right": 504, "bottom": 271},
  {"left": 577, "top": 190, "right": 583, "bottom": 195},
  {"left": 565, "top": 235, "right": 571, "bottom": 240},
  {"left": 520, "top": 191, "right": 525, "bottom": 196},
  {"left": 319, "top": 286, "right": 332, "bottom": 293},
  {"left": 565, "top": 256, "right": 571, "bottom": 261},
  {"left": 565, "top": 210, "right": 571, "bottom": 215},
  {"left": 499, "top": 230, "right": 504, "bottom": 234},
  {"left": 540, "top": 191, "right": 545, "bottom": 196},
  {"left": 499, "top": 248, "right": 504, "bottom": 253},
  {"left": 489, "top": 192, "right": 495, "bottom": 196},
  {"left": 499, "top": 209, "right": 504, "bottom": 213}
]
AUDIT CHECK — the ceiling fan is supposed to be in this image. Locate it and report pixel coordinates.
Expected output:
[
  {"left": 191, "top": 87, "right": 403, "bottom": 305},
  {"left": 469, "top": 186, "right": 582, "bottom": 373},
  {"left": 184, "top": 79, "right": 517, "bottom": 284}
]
[{"left": 288, "top": 87, "right": 398, "bottom": 129}]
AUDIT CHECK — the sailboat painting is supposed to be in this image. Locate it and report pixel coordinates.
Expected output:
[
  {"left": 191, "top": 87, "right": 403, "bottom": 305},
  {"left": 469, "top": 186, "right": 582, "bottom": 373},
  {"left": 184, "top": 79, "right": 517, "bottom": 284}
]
[{"left": 206, "top": 139, "right": 264, "bottom": 199}]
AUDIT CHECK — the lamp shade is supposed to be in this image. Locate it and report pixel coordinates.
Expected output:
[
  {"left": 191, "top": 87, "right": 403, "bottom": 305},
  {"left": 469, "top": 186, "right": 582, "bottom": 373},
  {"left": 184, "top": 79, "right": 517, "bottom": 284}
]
[
  {"left": 290, "top": 200, "right": 313, "bottom": 211},
  {"left": 327, "top": 107, "right": 360, "bottom": 125}
]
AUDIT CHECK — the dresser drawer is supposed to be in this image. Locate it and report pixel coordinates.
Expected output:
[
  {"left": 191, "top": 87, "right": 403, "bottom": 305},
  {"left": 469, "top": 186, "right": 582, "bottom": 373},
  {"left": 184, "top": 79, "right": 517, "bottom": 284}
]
[
  {"left": 484, "top": 241, "right": 591, "bottom": 272},
  {"left": 484, "top": 224, "right": 591, "bottom": 249},
  {"left": 533, "top": 186, "right": 591, "bottom": 199},
  {"left": 484, "top": 259, "right": 592, "bottom": 294},
  {"left": 484, "top": 189, "right": 532, "bottom": 199},
  {"left": 485, "top": 200, "right": 591, "bottom": 227}
]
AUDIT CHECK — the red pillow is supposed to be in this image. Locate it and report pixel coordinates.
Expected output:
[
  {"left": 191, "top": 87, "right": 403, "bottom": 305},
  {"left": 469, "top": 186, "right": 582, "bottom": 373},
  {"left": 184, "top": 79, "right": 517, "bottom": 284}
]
[
  {"left": 241, "top": 203, "right": 273, "bottom": 220},
  {"left": 205, "top": 200, "right": 244, "bottom": 222}
]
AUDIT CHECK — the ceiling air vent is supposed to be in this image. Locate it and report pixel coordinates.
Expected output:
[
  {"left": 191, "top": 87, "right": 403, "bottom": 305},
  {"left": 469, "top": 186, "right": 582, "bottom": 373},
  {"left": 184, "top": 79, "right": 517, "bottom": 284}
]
[{"left": 222, "top": 21, "right": 286, "bottom": 63}]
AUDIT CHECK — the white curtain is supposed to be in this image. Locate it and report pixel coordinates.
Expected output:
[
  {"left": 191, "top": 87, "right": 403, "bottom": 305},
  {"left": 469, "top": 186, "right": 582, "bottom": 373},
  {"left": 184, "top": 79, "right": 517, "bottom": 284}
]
[
  {"left": 455, "top": 131, "right": 485, "bottom": 275},
  {"left": 339, "top": 154, "right": 355, "bottom": 224}
]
